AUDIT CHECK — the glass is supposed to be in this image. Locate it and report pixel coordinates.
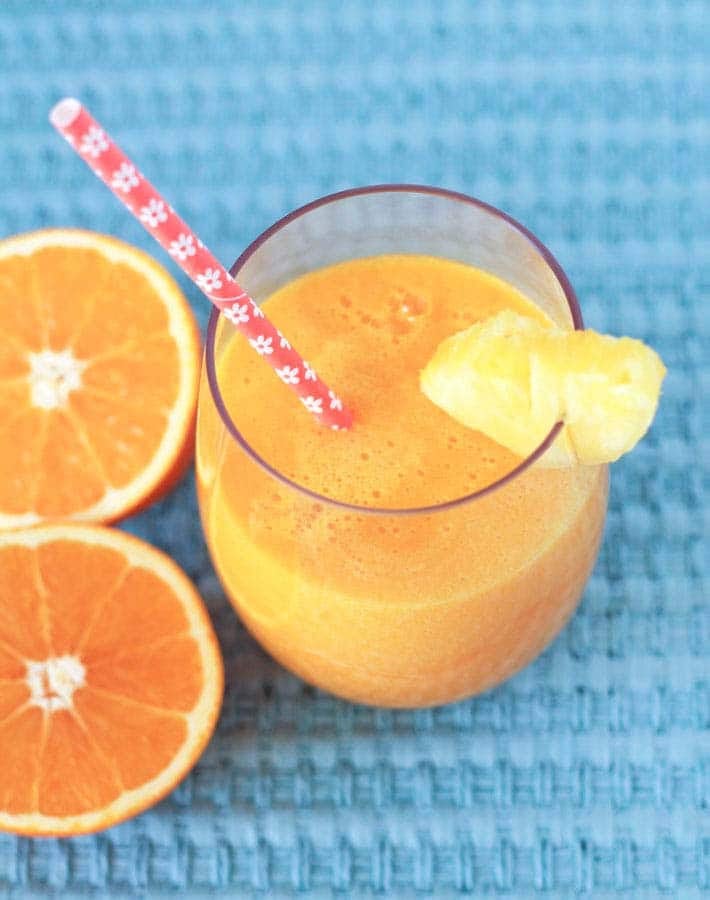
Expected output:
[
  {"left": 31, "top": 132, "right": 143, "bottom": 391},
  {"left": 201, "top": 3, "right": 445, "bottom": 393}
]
[{"left": 196, "top": 186, "right": 608, "bottom": 708}]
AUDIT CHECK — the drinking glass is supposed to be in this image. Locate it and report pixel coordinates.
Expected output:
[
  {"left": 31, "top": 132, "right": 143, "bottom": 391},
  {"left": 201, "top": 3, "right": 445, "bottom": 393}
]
[{"left": 196, "top": 186, "right": 608, "bottom": 708}]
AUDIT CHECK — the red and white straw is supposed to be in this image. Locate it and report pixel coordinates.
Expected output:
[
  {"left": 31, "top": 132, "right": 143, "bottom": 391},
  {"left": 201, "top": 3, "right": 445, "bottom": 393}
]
[{"left": 49, "top": 97, "right": 352, "bottom": 430}]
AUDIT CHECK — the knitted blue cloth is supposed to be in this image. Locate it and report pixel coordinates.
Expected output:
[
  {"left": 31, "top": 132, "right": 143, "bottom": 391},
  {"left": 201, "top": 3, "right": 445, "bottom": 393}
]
[{"left": 0, "top": 1, "right": 707, "bottom": 895}]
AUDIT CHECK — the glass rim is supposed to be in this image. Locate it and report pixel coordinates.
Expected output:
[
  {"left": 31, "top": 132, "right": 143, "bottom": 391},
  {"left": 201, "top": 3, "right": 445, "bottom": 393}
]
[{"left": 205, "top": 183, "right": 582, "bottom": 517}]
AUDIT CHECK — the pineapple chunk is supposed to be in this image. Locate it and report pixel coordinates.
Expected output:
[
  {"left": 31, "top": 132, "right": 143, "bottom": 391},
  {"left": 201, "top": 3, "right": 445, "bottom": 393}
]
[{"left": 420, "top": 310, "right": 666, "bottom": 467}]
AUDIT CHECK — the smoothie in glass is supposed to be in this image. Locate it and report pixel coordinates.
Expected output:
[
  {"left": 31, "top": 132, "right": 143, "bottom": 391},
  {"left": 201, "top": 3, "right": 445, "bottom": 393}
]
[{"left": 196, "top": 187, "right": 608, "bottom": 708}]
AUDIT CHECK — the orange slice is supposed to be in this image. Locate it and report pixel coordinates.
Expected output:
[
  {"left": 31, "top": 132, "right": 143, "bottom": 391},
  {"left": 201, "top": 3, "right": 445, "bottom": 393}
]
[
  {"left": 0, "top": 523, "right": 223, "bottom": 836},
  {"left": 0, "top": 229, "right": 201, "bottom": 527}
]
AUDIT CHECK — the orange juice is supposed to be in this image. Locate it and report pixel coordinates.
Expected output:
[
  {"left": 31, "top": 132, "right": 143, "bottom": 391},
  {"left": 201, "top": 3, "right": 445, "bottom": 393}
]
[{"left": 197, "top": 253, "right": 608, "bottom": 707}]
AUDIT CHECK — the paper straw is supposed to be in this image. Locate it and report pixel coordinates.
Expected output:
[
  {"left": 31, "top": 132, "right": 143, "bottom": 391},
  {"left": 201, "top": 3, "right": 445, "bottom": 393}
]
[{"left": 49, "top": 98, "right": 353, "bottom": 431}]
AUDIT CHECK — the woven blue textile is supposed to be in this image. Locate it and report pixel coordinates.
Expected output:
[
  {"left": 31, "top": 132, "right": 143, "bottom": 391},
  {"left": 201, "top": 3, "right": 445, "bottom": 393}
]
[{"left": 0, "top": 1, "right": 708, "bottom": 895}]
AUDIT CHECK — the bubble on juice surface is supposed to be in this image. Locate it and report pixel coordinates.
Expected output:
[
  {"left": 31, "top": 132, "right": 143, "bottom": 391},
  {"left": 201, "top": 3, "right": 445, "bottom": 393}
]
[{"left": 388, "top": 287, "right": 430, "bottom": 335}]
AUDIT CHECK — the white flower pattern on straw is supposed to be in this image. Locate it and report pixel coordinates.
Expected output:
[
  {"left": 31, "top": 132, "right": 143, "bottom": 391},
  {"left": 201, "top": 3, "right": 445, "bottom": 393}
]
[
  {"left": 250, "top": 300, "right": 265, "bottom": 318},
  {"left": 168, "top": 233, "right": 196, "bottom": 261},
  {"left": 196, "top": 267, "right": 223, "bottom": 292},
  {"left": 110, "top": 162, "right": 139, "bottom": 193},
  {"left": 301, "top": 396, "right": 323, "bottom": 414},
  {"left": 139, "top": 198, "right": 168, "bottom": 228},
  {"left": 223, "top": 303, "right": 250, "bottom": 325},
  {"left": 80, "top": 126, "right": 109, "bottom": 158},
  {"left": 249, "top": 335, "right": 274, "bottom": 355},
  {"left": 328, "top": 390, "right": 343, "bottom": 410},
  {"left": 276, "top": 365, "right": 300, "bottom": 384},
  {"left": 303, "top": 361, "right": 316, "bottom": 381}
]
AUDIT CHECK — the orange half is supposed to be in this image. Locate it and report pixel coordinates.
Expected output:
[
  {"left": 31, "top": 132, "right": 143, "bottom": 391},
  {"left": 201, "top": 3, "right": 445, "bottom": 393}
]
[
  {"left": 0, "top": 229, "right": 201, "bottom": 527},
  {"left": 0, "top": 524, "right": 223, "bottom": 836}
]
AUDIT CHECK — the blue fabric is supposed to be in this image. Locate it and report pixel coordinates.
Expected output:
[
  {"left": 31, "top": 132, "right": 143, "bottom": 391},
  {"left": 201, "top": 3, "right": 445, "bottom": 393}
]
[{"left": 1, "top": 1, "right": 708, "bottom": 895}]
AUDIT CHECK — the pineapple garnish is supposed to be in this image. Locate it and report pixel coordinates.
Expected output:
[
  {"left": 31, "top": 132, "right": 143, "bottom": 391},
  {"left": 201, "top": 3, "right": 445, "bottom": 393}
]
[{"left": 420, "top": 310, "right": 666, "bottom": 467}]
